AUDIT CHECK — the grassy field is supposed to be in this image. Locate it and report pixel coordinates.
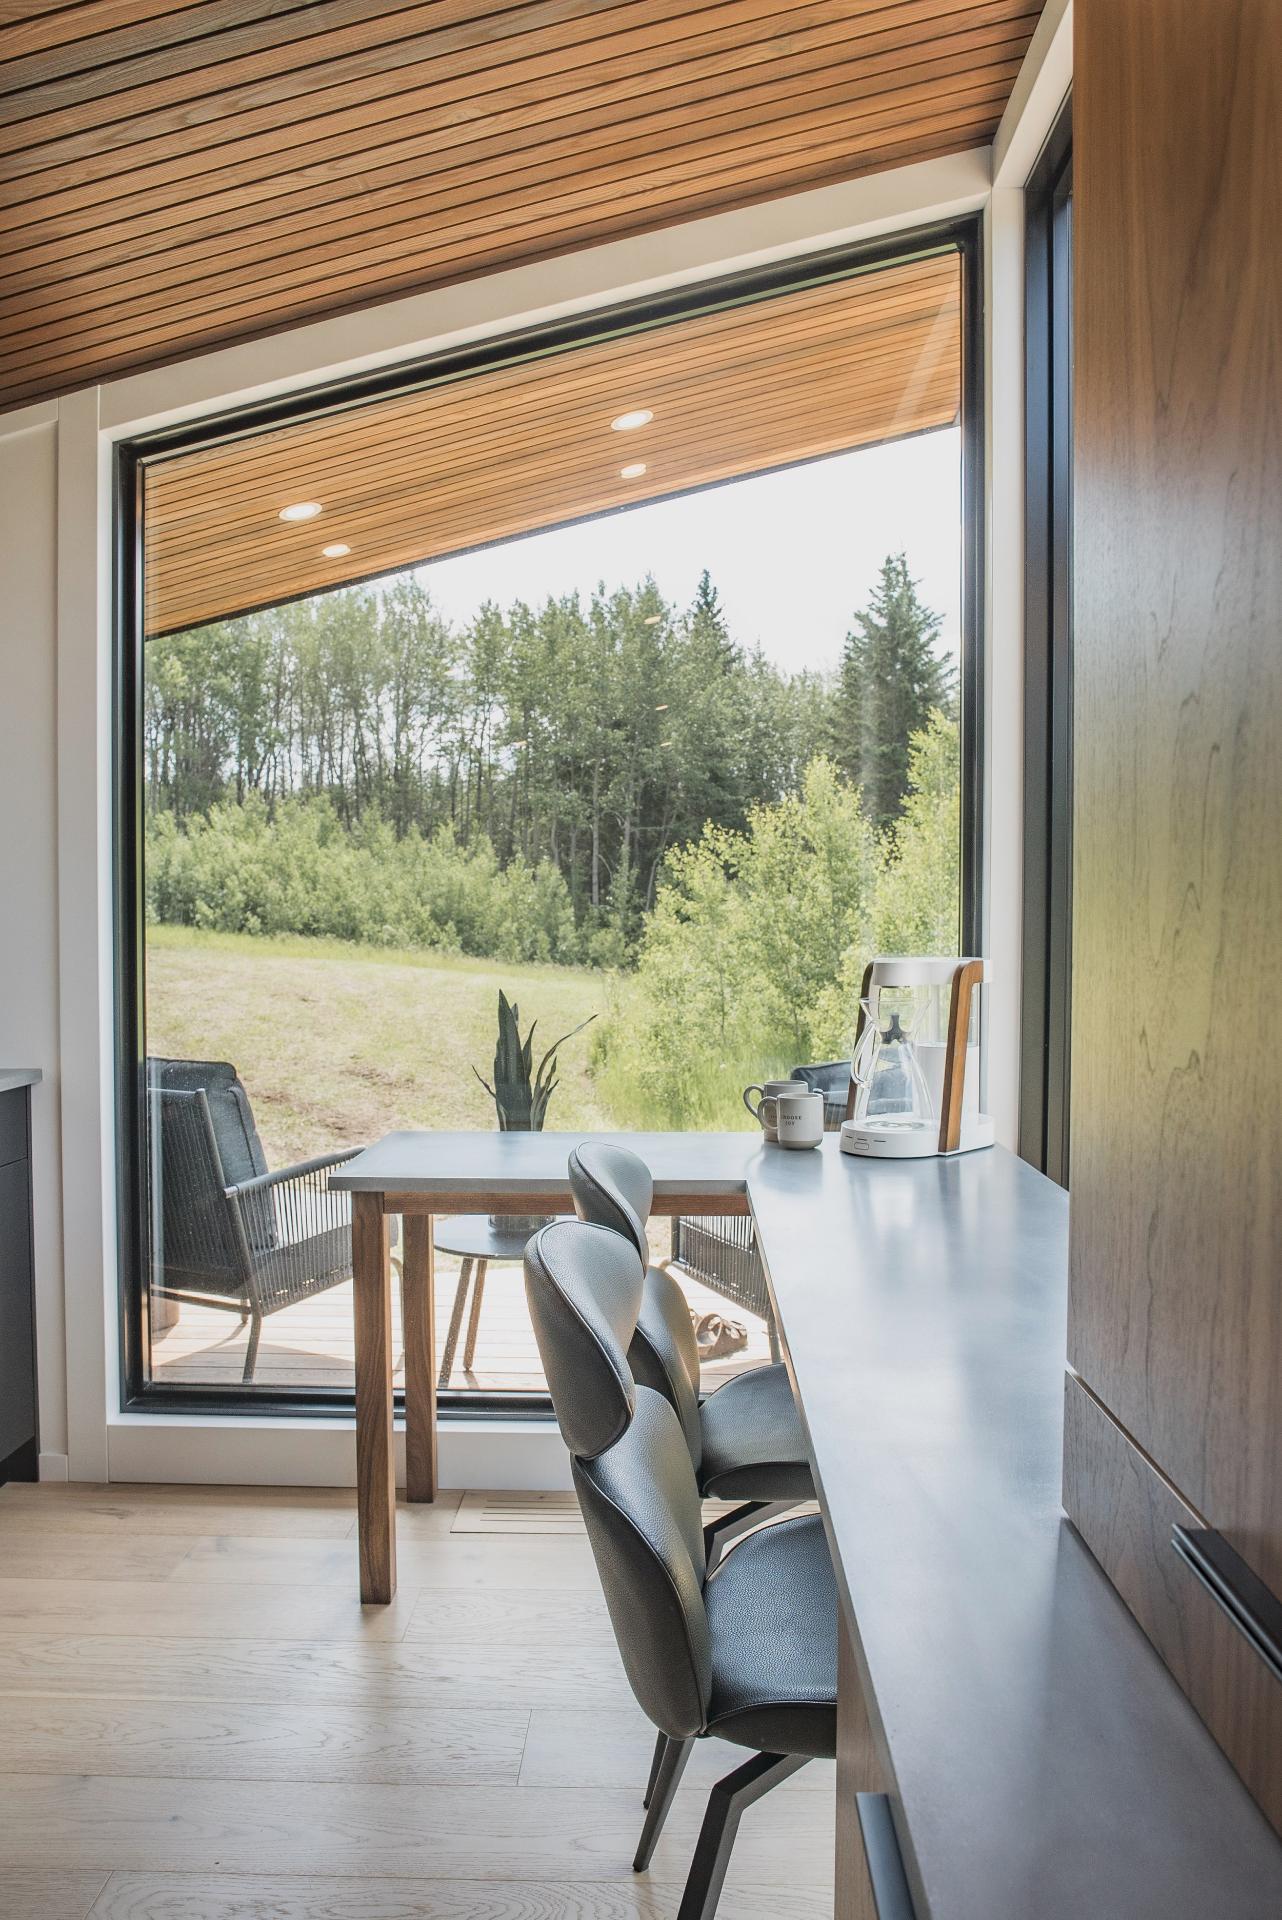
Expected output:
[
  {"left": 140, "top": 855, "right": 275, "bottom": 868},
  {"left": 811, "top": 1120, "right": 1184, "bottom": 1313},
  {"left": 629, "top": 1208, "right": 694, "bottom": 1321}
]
[{"left": 146, "top": 925, "right": 630, "bottom": 1167}]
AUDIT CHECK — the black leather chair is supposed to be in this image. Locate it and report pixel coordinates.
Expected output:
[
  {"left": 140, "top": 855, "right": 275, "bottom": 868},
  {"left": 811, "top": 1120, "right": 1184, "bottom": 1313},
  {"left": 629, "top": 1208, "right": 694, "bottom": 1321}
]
[
  {"left": 567, "top": 1142, "right": 815, "bottom": 1522},
  {"left": 524, "top": 1218, "right": 836, "bottom": 1920},
  {"left": 571, "top": 1141, "right": 820, "bottom": 1813}
]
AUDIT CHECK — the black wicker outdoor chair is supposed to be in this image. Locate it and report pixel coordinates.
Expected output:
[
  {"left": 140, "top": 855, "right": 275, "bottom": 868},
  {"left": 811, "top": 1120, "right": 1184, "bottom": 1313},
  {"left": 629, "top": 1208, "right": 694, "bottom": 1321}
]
[
  {"left": 671, "top": 1060, "right": 851, "bottom": 1365},
  {"left": 147, "top": 1057, "right": 360, "bottom": 1382}
]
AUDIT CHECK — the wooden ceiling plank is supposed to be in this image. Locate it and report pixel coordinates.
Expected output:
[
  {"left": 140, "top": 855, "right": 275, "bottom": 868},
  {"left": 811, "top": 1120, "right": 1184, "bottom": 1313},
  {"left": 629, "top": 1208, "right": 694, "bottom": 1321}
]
[
  {"left": 0, "top": 53, "right": 1020, "bottom": 315},
  {"left": 146, "top": 320, "right": 959, "bottom": 535},
  {"left": 0, "top": 123, "right": 991, "bottom": 401},
  {"left": 147, "top": 397, "right": 960, "bottom": 633},
  {"left": 0, "top": 5, "right": 1034, "bottom": 261},
  {"left": 149, "top": 311, "right": 957, "bottom": 516},
  {"left": 0, "top": 0, "right": 1024, "bottom": 192},
  {"left": 0, "top": 9, "right": 1036, "bottom": 273},
  {"left": 0, "top": 0, "right": 1036, "bottom": 411},
  {"left": 142, "top": 255, "right": 958, "bottom": 615},
  {"left": 0, "top": 4, "right": 1044, "bottom": 255},
  {"left": 0, "top": 131, "right": 990, "bottom": 401},
  {"left": 0, "top": 0, "right": 837, "bottom": 167},
  {"left": 138, "top": 273, "right": 955, "bottom": 479},
  {"left": 0, "top": 0, "right": 472, "bottom": 108},
  {"left": 149, "top": 289, "right": 954, "bottom": 481},
  {"left": 148, "top": 363, "right": 961, "bottom": 576},
  {"left": 0, "top": 197, "right": 962, "bottom": 404},
  {"left": 0, "top": 0, "right": 221, "bottom": 66},
  {"left": 0, "top": 83, "right": 1006, "bottom": 356},
  {"left": 147, "top": 403, "right": 961, "bottom": 628}
]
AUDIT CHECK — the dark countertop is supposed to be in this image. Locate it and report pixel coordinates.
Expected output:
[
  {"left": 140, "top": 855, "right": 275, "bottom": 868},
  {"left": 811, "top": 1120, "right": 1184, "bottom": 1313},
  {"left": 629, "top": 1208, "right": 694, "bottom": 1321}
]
[
  {"left": 749, "top": 1139, "right": 1282, "bottom": 1920},
  {"left": 331, "top": 1128, "right": 1282, "bottom": 1914},
  {"left": 0, "top": 1068, "right": 41, "bottom": 1095}
]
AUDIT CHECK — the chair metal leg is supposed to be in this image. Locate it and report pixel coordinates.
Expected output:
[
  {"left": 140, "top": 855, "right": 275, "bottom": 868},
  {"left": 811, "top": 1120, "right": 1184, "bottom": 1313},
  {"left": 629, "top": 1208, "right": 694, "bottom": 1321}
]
[
  {"left": 643, "top": 1728, "right": 670, "bottom": 1807},
  {"left": 438, "top": 1257, "right": 473, "bottom": 1387},
  {"left": 241, "top": 1313, "right": 263, "bottom": 1384},
  {"left": 703, "top": 1501, "right": 764, "bottom": 1571},
  {"left": 633, "top": 1734, "right": 694, "bottom": 1871},
  {"left": 676, "top": 1751, "right": 810, "bottom": 1920},
  {"left": 704, "top": 1499, "right": 799, "bottom": 1573},
  {"left": 463, "top": 1259, "right": 488, "bottom": 1371}
]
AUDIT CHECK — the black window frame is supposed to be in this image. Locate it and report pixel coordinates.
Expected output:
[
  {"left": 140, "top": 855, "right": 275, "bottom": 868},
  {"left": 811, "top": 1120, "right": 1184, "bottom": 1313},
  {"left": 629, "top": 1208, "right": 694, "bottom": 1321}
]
[
  {"left": 1019, "top": 96, "right": 1074, "bottom": 1186},
  {"left": 114, "top": 215, "right": 987, "bottom": 1417}
]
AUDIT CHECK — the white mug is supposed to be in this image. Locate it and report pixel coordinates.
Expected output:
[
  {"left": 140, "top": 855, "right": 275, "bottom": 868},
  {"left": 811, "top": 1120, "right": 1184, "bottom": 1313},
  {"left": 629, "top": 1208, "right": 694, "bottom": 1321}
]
[
  {"left": 744, "top": 1080, "right": 802, "bottom": 1142},
  {"left": 761, "top": 1089, "right": 825, "bottom": 1150}
]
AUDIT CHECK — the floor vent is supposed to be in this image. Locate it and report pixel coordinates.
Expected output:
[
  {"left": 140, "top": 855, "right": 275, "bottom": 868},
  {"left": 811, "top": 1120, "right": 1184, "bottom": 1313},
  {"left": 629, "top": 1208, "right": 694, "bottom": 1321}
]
[
  {"left": 452, "top": 1492, "right": 585, "bottom": 1534},
  {"left": 452, "top": 1491, "right": 758, "bottom": 1534}
]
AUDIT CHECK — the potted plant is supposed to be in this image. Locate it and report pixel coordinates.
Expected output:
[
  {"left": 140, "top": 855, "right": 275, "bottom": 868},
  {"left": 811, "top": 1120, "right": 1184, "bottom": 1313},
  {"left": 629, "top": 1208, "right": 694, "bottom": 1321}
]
[{"left": 474, "top": 990, "right": 596, "bottom": 1228}]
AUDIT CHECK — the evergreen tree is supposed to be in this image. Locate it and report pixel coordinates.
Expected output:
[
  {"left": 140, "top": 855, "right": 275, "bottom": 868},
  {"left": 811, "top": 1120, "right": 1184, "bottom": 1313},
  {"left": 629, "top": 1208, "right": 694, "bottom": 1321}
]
[
  {"left": 685, "top": 568, "right": 738, "bottom": 671},
  {"left": 830, "top": 553, "right": 955, "bottom": 832}
]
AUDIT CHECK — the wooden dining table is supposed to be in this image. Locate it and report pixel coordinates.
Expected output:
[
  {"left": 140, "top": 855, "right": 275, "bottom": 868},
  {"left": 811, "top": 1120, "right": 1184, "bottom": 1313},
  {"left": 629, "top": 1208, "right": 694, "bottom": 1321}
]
[{"left": 329, "top": 1128, "right": 763, "bottom": 1606}]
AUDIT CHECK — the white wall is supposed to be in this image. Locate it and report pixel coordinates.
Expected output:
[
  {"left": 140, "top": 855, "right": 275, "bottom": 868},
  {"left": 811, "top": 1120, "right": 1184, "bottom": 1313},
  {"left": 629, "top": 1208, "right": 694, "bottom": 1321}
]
[
  {"left": 0, "top": 406, "right": 66, "bottom": 1471},
  {"left": 0, "top": 90, "right": 1070, "bottom": 1480}
]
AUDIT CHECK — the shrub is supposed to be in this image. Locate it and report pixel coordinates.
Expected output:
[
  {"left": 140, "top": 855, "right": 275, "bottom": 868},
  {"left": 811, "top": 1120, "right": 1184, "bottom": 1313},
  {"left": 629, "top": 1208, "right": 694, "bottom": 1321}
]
[
  {"left": 145, "top": 795, "right": 581, "bottom": 965},
  {"left": 596, "top": 724, "right": 960, "bottom": 1128}
]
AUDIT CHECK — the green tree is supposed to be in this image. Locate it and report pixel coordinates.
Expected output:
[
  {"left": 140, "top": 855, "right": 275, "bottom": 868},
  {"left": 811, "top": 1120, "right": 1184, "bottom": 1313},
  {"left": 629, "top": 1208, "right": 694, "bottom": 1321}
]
[
  {"left": 599, "top": 757, "right": 877, "bottom": 1122},
  {"left": 869, "top": 709, "right": 961, "bottom": 954},
  {"left": 809, "top": 710, "right": 961, "bottom": 1056},
  {"left": 685, "top": 567, "right": 738, "bottom": 671},
  {"left": 830, "top": 554, "right": 955, "bottom": 832}
]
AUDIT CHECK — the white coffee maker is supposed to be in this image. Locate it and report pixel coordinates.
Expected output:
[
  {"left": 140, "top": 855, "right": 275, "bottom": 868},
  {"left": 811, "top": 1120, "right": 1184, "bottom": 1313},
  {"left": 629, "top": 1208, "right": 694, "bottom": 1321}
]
[{"left": 840, "top": 956, "right": 995, "bottom": 1159}]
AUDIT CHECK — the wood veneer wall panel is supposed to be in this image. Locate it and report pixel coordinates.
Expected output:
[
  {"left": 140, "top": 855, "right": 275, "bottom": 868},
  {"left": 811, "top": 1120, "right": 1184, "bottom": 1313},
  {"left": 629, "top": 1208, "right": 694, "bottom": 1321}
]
[
  {"left": 1069, "top": 0, "right": 1282, "bottom": 1594},
  {"left": 0, "top": 0, "right": 1040, "bottom": 409}
]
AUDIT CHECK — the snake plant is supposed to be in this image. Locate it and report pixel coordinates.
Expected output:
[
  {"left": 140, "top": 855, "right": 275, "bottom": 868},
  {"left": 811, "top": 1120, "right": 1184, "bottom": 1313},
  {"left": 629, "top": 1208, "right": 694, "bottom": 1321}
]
[{"left": 473, "top": 990, "right": 596, "bottom": 1131}]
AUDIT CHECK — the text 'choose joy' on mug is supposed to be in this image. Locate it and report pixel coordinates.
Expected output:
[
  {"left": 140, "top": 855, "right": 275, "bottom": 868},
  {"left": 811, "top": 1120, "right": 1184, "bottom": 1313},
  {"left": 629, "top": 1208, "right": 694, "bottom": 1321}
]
[{"left": 744, "top": 1083, "right": 825, "bottom": 1149}]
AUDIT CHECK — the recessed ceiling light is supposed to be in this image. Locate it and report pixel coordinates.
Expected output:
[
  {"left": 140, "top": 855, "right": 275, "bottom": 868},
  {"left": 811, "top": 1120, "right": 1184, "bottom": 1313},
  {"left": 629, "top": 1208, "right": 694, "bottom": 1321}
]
[
  {"left": 620, "top": 462, "right": 647, "bottom": 479},
  {"left": 321, "top": 542, "right": 351, "bottom": 558},
  {"left": 610, "top": 409, "right": 653, "bottom": 432},
  {"left": 279, "top": 501, "right": 322, "bottom": 522}
]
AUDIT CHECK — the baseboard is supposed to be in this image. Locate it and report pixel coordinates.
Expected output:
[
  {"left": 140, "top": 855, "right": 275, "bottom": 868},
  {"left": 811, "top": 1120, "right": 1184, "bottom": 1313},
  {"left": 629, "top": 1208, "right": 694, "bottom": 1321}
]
[
  {"left": 104, "top": 1414, "right": 573, "bottom": 1490},
  {"left": 37, "top": 1450, "right": 69, "bottom": 1482}
]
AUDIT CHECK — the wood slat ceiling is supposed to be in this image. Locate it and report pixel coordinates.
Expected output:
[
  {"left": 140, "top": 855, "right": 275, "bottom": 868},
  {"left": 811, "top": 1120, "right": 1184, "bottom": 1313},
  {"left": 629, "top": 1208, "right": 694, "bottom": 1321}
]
[
  {"left": 0, "top": 1, "right": 1039, "bottom": 412},
  {"left": 144, "top": 249, "right": 960, "bottom": 634}
]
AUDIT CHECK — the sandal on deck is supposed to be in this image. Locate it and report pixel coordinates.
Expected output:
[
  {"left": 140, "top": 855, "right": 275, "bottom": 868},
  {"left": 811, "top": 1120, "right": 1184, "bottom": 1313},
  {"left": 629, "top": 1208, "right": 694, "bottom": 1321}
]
[{"left": 694, "top": 1311, "right": 749, "bottom": 1361}]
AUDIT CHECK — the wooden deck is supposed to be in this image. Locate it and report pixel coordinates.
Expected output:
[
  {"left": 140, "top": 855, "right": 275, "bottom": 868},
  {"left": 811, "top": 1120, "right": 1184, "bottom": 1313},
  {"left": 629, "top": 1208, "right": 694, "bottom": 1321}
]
[{"left": 151, "top": 1241, "right": 772, "bottom": 1396}]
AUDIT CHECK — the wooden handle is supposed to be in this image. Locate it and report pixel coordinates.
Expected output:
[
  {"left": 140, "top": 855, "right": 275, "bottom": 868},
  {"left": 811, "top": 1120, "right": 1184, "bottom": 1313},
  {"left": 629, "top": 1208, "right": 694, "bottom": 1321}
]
[{"left": 938, "top": 960, "right": 984, "bottom": 1153}]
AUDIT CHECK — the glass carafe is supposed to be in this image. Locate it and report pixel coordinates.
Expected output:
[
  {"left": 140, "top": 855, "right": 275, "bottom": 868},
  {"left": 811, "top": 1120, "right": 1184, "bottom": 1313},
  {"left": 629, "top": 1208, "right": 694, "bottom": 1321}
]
[{"left": 851, "top": 986, "right": 936, "bottom": 1137}]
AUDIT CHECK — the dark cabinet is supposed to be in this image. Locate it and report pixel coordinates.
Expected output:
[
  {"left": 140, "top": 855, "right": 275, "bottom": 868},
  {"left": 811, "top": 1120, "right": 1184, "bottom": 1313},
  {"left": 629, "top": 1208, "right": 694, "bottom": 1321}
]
[{"left": 0, "top": 1086, "right": 37, "bottom": 1481}]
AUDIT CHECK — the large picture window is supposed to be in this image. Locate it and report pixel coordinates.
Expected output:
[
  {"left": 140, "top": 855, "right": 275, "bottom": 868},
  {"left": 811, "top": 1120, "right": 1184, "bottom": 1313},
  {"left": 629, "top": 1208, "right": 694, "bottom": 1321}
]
[{"left": 116, "top": 225, "right": 982, "bottom": 1413}]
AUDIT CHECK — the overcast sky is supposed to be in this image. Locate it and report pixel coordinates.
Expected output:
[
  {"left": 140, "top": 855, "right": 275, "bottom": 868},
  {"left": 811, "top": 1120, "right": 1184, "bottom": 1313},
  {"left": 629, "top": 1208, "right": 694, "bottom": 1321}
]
[{"left": 415, "top": 425, "right": 961, "bottom": 679}]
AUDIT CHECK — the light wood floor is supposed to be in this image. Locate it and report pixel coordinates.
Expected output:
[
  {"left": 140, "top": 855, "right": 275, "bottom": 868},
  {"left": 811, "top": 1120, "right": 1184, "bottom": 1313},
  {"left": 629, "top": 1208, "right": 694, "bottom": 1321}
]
[{"left": 0, "top": 1481, "right": 833, "bottom": 1920}]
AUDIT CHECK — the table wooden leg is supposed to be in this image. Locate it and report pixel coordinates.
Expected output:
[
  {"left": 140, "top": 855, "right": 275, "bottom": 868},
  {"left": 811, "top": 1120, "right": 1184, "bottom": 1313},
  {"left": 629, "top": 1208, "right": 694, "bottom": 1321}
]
[
  {"left": 836, "top": 1607, "right": 881, "bottom": 1920},
  {"left": 353, "top": 1192, "right": 396, "bottom": 1604},
  {"left": 402, "top": 1212, "right": 437, "bottom": 1504}
]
